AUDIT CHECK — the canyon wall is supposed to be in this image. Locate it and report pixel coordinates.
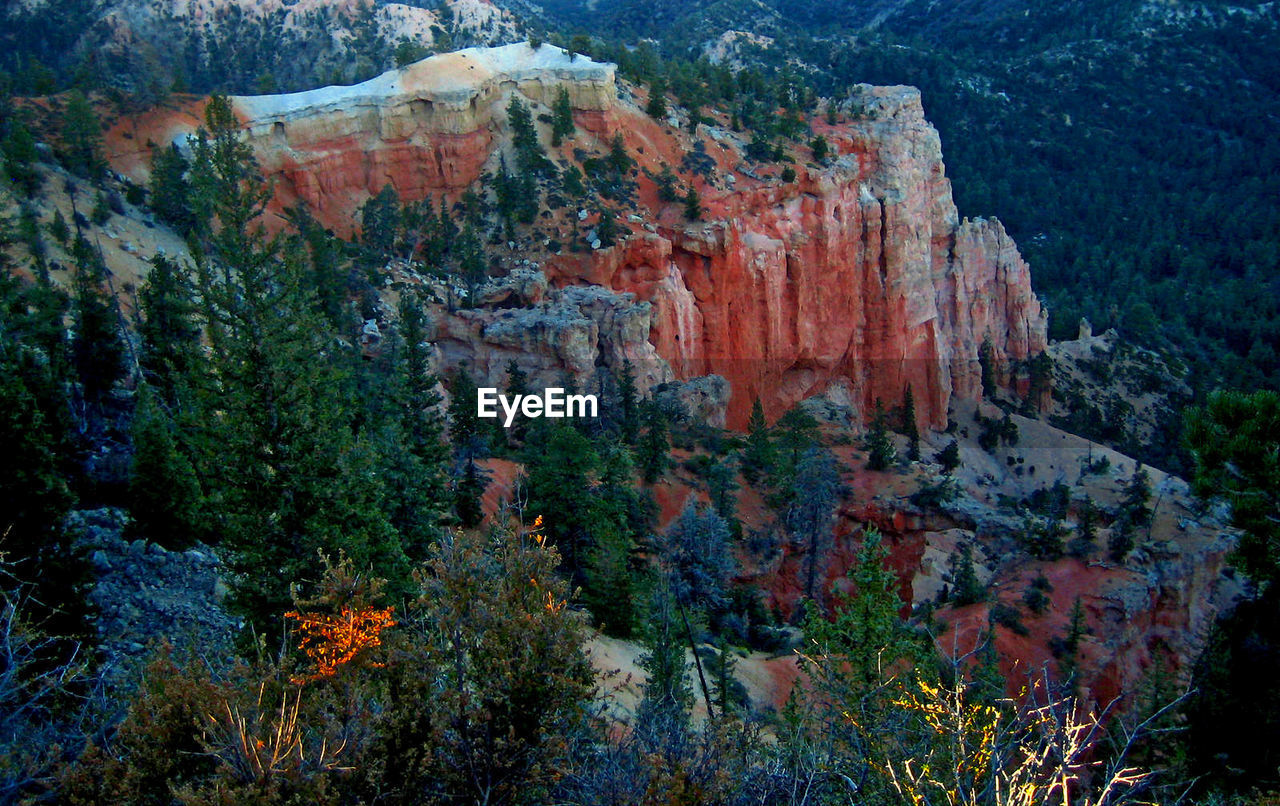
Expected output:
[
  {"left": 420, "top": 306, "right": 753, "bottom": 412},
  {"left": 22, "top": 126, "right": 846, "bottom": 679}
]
[{"left": 105, "top": 50, "right": 1046, "bottom": 431}]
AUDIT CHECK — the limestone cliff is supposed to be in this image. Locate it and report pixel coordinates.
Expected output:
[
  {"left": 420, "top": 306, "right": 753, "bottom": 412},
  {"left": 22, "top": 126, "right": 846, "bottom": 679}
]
[{"left": 104, "top": 48, "right": 1046, "bottom": 432}]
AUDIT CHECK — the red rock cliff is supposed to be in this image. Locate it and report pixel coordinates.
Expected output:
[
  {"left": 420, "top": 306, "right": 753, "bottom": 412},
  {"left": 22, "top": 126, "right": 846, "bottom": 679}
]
[{"left": 105, "top": 53, "right": 1046, "bottom": 431}]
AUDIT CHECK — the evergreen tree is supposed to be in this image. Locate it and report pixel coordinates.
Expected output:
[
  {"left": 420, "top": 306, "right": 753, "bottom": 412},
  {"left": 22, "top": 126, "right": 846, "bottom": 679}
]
[
  {"left": 360, "top": 183, "right": 401, "bottom": 264},
  {"left": 186, "top": 95, "right": 407, "bottom": 636},
  {"left": 865, "top": 399, "right": 896, "bottom": 471},
  {"left": 682, "top": 186, "right": 702, "bottom": 220},
  {"left": 127, "top": 384, "right": 202, "bottom": 548},
  {"left": 61, "top": 90, "right": 104, "bottom": 179},
  {"left": 616, "top": 358, "right": 640, "bottom": 444},
  {"left": 386, "top": 291, "right": 448, "bottom": 552},
  {"left": 787, "top": 446, "right": 841, "bottom": 601},
  {"left": 646, "top": 75, "right": 668, "bottom": 118},
  {"left": 47, "top": 210, "right": 70, "bottom": 246},
  {"left": 551, "top": 85, "right": 575, "bottom": 147},
  {"left": 946, "top": 542, "right": 986, "bottom": 606},
  {"left": 502, "top": 359, "right": 531, "bottom": 446},
  {"left": 453, "top": 454, "right": 490, "bottom": 527},
  {"left": 447, "top": 366, "right": 488, "bottom": 459},
  {"left": 1186, "top": 390, "right": 1280, "bottom": 583},
  {"left": 148, "top": 144, "right": 195, "bottom": 235},
  {"left": 2, "top": 120, "right": 41, "bottom": 196},
  {"left": 90, "top": 190, "right": 110, "bottom": 225},
  {"left": 607, "top": 133, "right": 634, "bottom": 175},
  {"left": 69, "top": 243, "right": 126, "bottom": 410},
  {"left": 1108, "top": 515, "right": 1135, "bottom": 563},
  {"left": 581, "top": 442, "right": 640, "bottom": 637},
  {"left": 935, "top": 440, "right": 961, "bottom": 472},
  {"left": 741, "top": 397, "right": 775, "bottom": 486},
  {"left": 638, "top": 401, "right": 669, "bottom": 484},
  {"left": 524, "top": 422, "right": 599, "bottom": 576},
  {"left": 902, "top": 384, "right": 920, "bottom": 461},
  {"left": 637, "top": 583, "right": 694, "bottom": 735},
  {"left": 810, "top": 135, "right": 829, "bottom": 163},
  {"left": 806, "top": 529, "right": 914, "bottom": 700},
  {"left": 595, "top": 207, "right": 620, "bottom": 248},
  {"left": 1122, "top": 465, "right": 1153, "bottom": 526},
  {"left": 137, "top": 255, "right": 200, "bottom": 408},
  {"left": 661, "top": 501, "right": 735, "bottom": 613}
]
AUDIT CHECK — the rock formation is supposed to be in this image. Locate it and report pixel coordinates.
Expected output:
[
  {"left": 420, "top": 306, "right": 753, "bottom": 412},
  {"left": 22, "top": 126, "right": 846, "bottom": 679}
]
[{"left": 105, "top": 49, "right": 1046, "bottom": 432}]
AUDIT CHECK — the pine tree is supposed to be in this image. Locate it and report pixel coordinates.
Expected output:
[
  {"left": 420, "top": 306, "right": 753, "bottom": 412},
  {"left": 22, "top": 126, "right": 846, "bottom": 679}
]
[
  {"left": 360, "top": 183, "right": 402, "bottom": 264},
  {"left": 137, "top": 255, "right": 200, "bottom": 408},
  {"left": 947, "top": 542, "right": 986, "bottom": 606},
  {"left": 385, "top": 291, "right": 448, "bottom": 551},
  {"left": 902, "top": 384, "right": 920, "bottom": 461},
  {"left": 806, "top": 529, "right": 914, "bottom": 699},
  {"left": 447, "top": 366, "right": 488, "bottom": 459},
  {"left": 637, "top": 583, "right": 694, "bottom": 734},
  {"left": 47, "top": 210, "right": 70, "bottom": 246},
  {"left": 61, "top": 90, "right": 104, "bottom": 179},
  {"left": 741, "top": 397, "right": 775, "bottom": 485},
  {"left": 810, "top": 135, "right": 829, "bottom": 163},
  {"left": 787, "top": 446, "right": 841, "bottom": 602},
  {"left": 90, "top": 190, "right": 111, "bottom": 225},
  {"left": 69, "top": 243, "right": 126, "bottom": 410},
  {"left": 2, "top": 121, "right": 41, "bottom": 196},
  {"left": 453, "top": 454, "right": 490, "bottom": 527},
  {"left": 607, "top": 133, "right": 634, "bottom": 175},
  {"left": 682, "top": 186, "right": 702, "bottom": 220},
  {"left": 936, "top": 440, "right": 961, "bottom": 472},
  {"left": 616, "top": 358, "right": 640, "bottom": 444},
  {"left": 646, "top": 75, "right": 668, "bottom": 118},
  {"left": 128, "top": 385, "right": 202, "bottom": 547},
  {"left": 638, "top": 401, "right": 669, "bottom": 484},
  {"left": 1122, "top": 465, "right": 1153, "bottom": 525},
  {"left": 148, "top": 143, "right": 195, "bottom": 235},
  {"left": 186, "top": 95, "right": 406, "bottom": 635},
  {"left": 524, "top": 422, "right": 599, "bottom": 576},
  {"left": 551, "top": 85, "right": 575, "bottom": 147},
  {"left": 865, "top": 398, "right": 896, "bottom": 471},
  {"left": 595, "top": 207, "right": 620, "bottom": 247}
]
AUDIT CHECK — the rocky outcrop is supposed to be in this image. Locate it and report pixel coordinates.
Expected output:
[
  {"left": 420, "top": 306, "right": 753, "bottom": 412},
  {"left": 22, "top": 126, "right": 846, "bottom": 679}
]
[
  {"left": 67, "top": 509, "right": 236, "bottom": 683},
  {"left": 105, "top": 54, "right": 1044, "bottom": 433},
  {"left": 416, "top": 272, "right": 674, "bottom": 395},
  {"left": 233, "top": 44, "right": 617, "bottom": 228},
  {"left": 553, "top": 85, "right": 1046, "bottom": 430}
]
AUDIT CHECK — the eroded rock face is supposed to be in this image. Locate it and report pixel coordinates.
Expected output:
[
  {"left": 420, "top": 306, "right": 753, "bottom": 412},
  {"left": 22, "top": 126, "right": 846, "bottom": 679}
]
[
  {"left": 105, "top": 56, "right": 1044, "bottom": 433},
  {"left": 551, "top": 85, "right": 1046, "bottom": 430},
  {"left": 420, "top": 276, "right": 674, "bottom": 395},
  {"left": 232, "top": 44, "right": 617, "bottom": 227}
]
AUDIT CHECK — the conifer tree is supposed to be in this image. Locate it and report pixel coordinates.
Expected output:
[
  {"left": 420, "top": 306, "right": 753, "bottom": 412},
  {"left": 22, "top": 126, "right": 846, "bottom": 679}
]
[
  {"left": 616, "top": 358, "right": 640, "bottom": 444},
  {"left": 637, "top": 583, "right": 694, "bottom": 734},
  {"left": 682, "top": 186, "right": 702, "bottom": 220},
  {"left": 946, "top": 542, "right": 986, "bottom": 606},
  {"left": 936, "top": 440, "right": 961, "bottom": 472},
  {"left": 638, "top": 401, "right": 669, "bottom": 484},
  {"left": 865, "top": 398, "right": 896, "bottom": 471},
  {"left": 806, "top": 529, "right": 914, "bottom": 700},
  {"left": 69, "top": 242, "right": 126, "bottom": 410},
  {"left": 903, "top": 384, "right": 920, "bottom": 461},
  {"left": 646, "top": 75, "right": 668, "bottom": 118},
  {"left": 741, "top": 397, "right": 775, "bottom": 485},
  {"left": 787, "top": 446, "right": 840, "bottom": 601},
  {"left": 127, "top": 384, "right": 202, "bottom": 547},
  {"left": 137, "top": 254, "right": 200, "bottom": 409},
  {"left": 61, "top": 90, "right": 104, "bottom": 179},
  {"left": 148, "top": 143, "right": 195, "bottom": 235},
  {"left": 551, "top": 85, "right": 575, "bottom": 147},
  {"left": 186, "top": 95, "right": 407, "bottom": 635}
]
